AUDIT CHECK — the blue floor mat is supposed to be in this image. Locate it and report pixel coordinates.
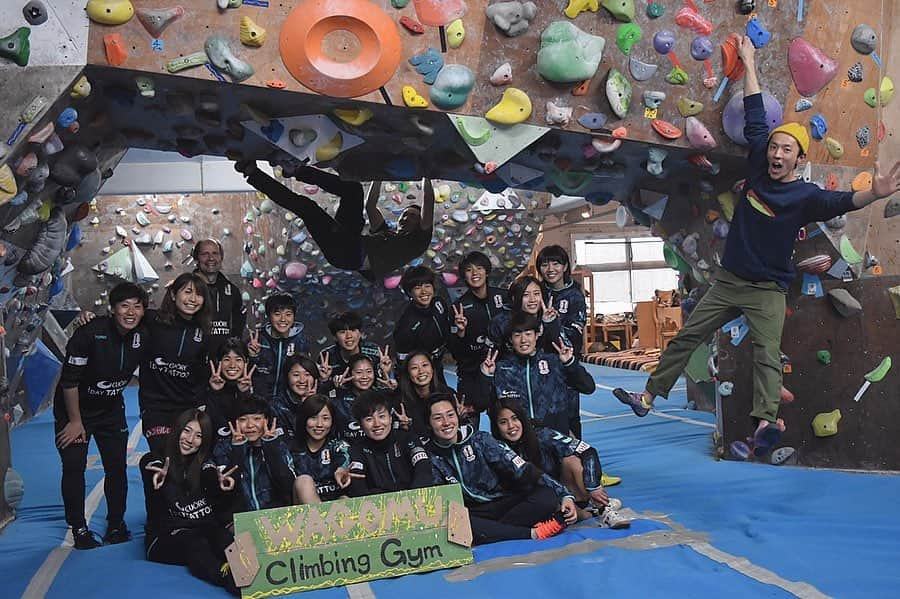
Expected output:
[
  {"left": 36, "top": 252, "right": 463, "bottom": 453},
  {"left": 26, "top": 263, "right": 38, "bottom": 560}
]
[{"left": 2, "top": 366, "right": 899, "bottom": 598}]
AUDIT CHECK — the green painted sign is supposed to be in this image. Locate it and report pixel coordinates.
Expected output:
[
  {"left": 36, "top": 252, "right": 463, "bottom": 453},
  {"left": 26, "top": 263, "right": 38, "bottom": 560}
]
[{"left": 232, "top": 484, "right": 473, "bottom": 597}]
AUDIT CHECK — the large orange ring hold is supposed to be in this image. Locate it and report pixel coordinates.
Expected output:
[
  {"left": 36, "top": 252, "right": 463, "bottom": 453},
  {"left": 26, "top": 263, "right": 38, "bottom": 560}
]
[{"left": 280, "top": 0, "right": 402, "bottom": 98}]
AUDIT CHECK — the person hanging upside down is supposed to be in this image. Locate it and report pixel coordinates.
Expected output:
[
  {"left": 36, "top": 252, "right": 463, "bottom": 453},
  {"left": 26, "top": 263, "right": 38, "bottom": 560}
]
[{"left": 613, "top": 35, "right": 900, "bottom": 458}]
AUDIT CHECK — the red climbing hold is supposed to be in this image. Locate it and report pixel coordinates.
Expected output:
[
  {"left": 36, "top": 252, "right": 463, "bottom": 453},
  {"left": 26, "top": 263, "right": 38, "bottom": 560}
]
[
  {"left": 652, "top": 119, "right": 682, "bottom": 139},
  {"left": 399, "top": 16, "right": 425, "bottom": 34}
]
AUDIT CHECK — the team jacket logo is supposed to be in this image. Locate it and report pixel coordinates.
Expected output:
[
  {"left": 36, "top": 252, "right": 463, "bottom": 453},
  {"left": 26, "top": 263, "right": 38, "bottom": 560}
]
[
  {"left": 151, "top": 357, "right": 191, "bottom": 378},
  {"left": 746, "top": 188, "right": 776, "bottom": 217},
  {"left": 132, "top": 332, "right": 142, "bottom": 348},
  {"left": 321, "top": 449, "right": 331, "bottom": 465},
  {"left": 494, "top": 295, "right": 505, "bottom": 308},
  {"left": 538, "top": 359, "right": 550, "bottom": 375},
  {"left": 225, "top": 285, "right": 232, "bottom": 296},
  {"left": 193, "top": 328, "right": 203, "bottom": 342},
  {"left": 286, "top": 343, "right": 295, "bottom": 357},
  {"left": 558, "top": 299, "right": 569, "bottom": 314},
  {"left": 462, "top": 445, "right": 476, "bottom": 462},
  {"left": 435, "top": 301, "right": 445, "bottom": 315}
]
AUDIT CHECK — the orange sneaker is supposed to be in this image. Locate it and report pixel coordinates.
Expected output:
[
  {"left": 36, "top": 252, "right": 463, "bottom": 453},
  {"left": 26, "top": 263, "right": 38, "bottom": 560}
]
[{"left": 533, "top": 513, "right": 567, "bottom": 540}]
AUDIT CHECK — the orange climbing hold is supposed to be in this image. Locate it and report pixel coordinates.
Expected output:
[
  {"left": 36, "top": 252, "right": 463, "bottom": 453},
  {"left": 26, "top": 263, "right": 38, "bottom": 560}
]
[
  {"left": 266, "top": 80, "right": 287, "bottom": 89},
  {"left": 652, "top": 119, "right": 682, "bottom": 139},
  {"left": 279, "top": 0, "right": 402, "bottom": 98},
  {"left": 720, "top": 33, "right": 745, "bottom": 81},
  {"left": 825, "top": 173, "right": 838, "bottom": 190},
  {"left": 571, "top": 79, "right": 590, "bottom": 96},
  {"left": 612, "top": 127, "right": 627, "bottom": 139},
  {"left": 852, "top": 171, "right": 872, "bottom": 191},
  {"left": 103, "top": 33, "right": 128, "bottom": 66}
]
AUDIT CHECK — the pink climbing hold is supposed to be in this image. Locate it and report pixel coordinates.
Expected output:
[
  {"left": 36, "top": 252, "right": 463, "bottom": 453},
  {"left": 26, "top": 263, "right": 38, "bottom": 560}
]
[
  {"left": 442, "top": 272, "right": 459, "bottom": 286},
  {"left": 246, "top": 225, "right": 253, "bottom": 235},
  {"left": 321, "top": 275, "right": 332, "bottom": 285},
  {"left": 303, "top": 184, "right": 319, "bottom": 194},
  {"left": 252, "top": 277, "right": 263, "bottom": 288},
  {"left": 788, "top": 38, "right": 838, "bottom": 98},
  {"left": 265, "top": 278, "right": 277, "bottom": 289},
  {"left": 685, "top": 117, "right": 718, "bottom": 151},
  {"left": 384, "top": 274, "right": 402, "bottom": 289},
  {"left": 284, "top": 261, "right": 308, "bottom": 279},
  {"left": 180, "top": 229, "right": 193, "bottom": 241}
]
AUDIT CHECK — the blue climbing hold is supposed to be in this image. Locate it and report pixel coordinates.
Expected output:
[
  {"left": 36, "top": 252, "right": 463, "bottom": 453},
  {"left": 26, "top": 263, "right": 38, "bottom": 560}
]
[
  {"left": 57, "top": 107, "right": 78, "bottom": 128},
  {"left": 65, "top": 223, "right": 81, "bottom": 251},
  {"left": 746, "top": 18, "right": 771, "bottom": 49},
  {"left": 809, "top": 114, "right": 827, "bottom": 140},
  {"left": 408, "top": 47, "right": 444, "bottom": 85},
  {"left": 577, "top": 112, "right": 608, "bottom": 130}
]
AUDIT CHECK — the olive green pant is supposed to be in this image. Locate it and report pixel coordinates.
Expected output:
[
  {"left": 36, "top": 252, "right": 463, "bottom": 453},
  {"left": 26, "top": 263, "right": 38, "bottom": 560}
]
[{"left": 646, "top": 269, "right": 786, "bottom": 422}]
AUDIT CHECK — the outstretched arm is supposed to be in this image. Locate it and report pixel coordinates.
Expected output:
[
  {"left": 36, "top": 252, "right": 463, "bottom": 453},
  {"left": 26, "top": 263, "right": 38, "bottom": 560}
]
[
  {"left": 852, "top": 159, "right": 900, "bottom": 209},
  {"left": 739, "top": 35, "right": 759, "bottom": 97},
  {"left": 365, "top": 181, "right": 387, "bottom": 232},
  {"left": 420, "top": 179, "right": 435, "bottom": 231}
]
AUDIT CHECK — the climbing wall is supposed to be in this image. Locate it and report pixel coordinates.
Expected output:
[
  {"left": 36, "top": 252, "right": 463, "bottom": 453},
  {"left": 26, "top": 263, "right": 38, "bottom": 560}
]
[
  {"left": 717, "top": 275, "right": 900, "bottom": 470},
  {"left": 67, "top": 179, "right": 544, "bottom": 352}
]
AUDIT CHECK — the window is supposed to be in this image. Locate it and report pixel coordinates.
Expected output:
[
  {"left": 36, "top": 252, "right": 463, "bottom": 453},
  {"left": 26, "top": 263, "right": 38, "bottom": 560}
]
[{"left": 574, "top": 237, "right": 678, "bottom": 316}]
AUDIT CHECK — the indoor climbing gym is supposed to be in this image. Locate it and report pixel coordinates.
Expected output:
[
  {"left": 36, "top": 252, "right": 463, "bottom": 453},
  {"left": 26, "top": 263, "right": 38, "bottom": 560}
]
[{"left": 1, "top": 0, "right": 899, "bottom": 597}]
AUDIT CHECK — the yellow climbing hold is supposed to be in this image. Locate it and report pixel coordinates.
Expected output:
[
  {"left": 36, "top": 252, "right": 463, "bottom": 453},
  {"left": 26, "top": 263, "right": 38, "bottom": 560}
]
[
  {"left": 564, "top": 0, "right": 599, "bottom": 19},
  {"left": 86, "top": 0, "right": 134, "bottom": 25},
  {"left": 435, "top": 184, "right": 452, "bottom": 203},
  {"left": 240, "top": 16, "right": 267, "bottom": 47},
  {"left": 812, "top": 409, "right": 841, "bottom": 437},
  {"left": 402, "top": 85, "right": 428, "bottom": 108},
  {"left": 717, "top": 191, "right": 735, "bottom": 222},
  {"left": 825, "top": 137, "right": 844, "bottom": 159},
  {"left": 315, "top": 132, "right": 343, "bottom": 162},
  {"left": 879, "top": 76, "right": 894, "bottom": 105},
  {"left": 447, "top": 19, "right": 465, "bottom": 49},
  {"left": 70, "top": 75, "right": 92, "bottom": 100},
  {"left": 37, "top": 200, "right": 52, "bottom": 222},
  {"left": 333, "top": 108, "right": 373, "bottom": 126},
  {"left": 485, "top": 87, "right": 532, "bottom": 125},
  {"left": 0, "top": 164, "right": 17, "bottom": 204}
]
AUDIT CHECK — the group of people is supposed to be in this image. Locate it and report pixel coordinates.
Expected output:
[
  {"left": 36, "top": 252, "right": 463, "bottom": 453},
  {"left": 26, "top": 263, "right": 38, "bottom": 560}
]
[
  {"left": 56, "top": 235, "right": 628, "bottom": 594},
  {"left": 51, "top": 34, "right": 900, "bottom": 595}
]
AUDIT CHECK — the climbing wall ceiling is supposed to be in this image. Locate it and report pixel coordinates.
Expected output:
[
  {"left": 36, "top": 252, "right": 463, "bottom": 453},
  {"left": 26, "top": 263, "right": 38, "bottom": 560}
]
[{"left": 67, "top": 179, "right": 544, "bottom": 349}]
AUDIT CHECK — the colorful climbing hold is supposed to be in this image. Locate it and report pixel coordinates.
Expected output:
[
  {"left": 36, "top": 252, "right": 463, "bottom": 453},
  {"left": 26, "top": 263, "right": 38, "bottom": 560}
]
[
  {"left": 651, "top": 119, "right": 682, "bottom": 140},
  {"left": 616, "top": 23, "right": 641, "bottom": 55},
  {"left": 795, "top": 98, "right": 813, "bottom": 112},
  {"left": 788, "top": 38, "right": 838, "bottom": 98},
  {"left": 136, "top": 6, "right": 184, "bottom": 38},
  {"left": 646, "top": 1, "right": 663, "bottom": 18},
  {"left": 809, "top": 114, "right": 827, "bottom": 140},
  {"left": 564, "top": 0, "right": 598, "bottom": 19},
  {"left": 536, "top": 21, "right": 606, "bottom": 83},
  {"left": 399, "top": 16, "right": 425, "bottom": 34},
  {"left": 205, "top": 35, "right": 254, "bottom": 82},
  {"left": 642, "top": 90, "right": 665, "bottom": 109},
  {"left": 430, "top": 64, "right": 475, "bottom": 109},
  {"left": 490, "top": 63, "right": 512, "bottom": 85},
  {"left": 545, "top": 101, "right": 573, "bottom": 126},
  {"left": 690, "top": 36, "right": 713, "bottom": 61},
  {"left": 812, "top": 409, "right": 841, "bottom": 437},
  {"left": 816, "top": 350, "right": 831, "bottom": 365},
  {"left": 685, "top": 117, "right": 717, "bottom": 151},
  {"left": 852, "top": 171, "right": 872, "bottom": 191},
  {"left": 86, "top": 0, "right": 134, "bottom": 25},
  {"left": 485, "top": 1, "right": 538, "bottom": 37},
  {"left": 847, "top": 62, "right": 863, "bottom": 83},
  {"left": 446, "top": 19, "right": 465, "bottom": 48},
  {"left": 606, "top": 69, "right": 631, "bottom": 118},
  {"left": 485, "top": 88, "right": 532, "bottom": 125},
  {"left": 600, "top": 0, "right": 634, "bottom": 22},
  {"left": 745, "top": 18, "right": 771, "bottom": 48},
  {"left": 402, "top": 85, "right": 429, "bottom": 108},
  {"left": 408, "top": 47, "right": 443, "bottom": 84},
  {"left": 577, "top": 113, "right": 608, "bottom": 130},
  {"left": 850, "top": 24, "right": 877, "bottom": 55},
  {"left": 333, "top": 108, "right": 373, "bottom": 126},
  {"left": 665, "top": 66, "right": 689, "bottom": 85},
  {"left": 677, "top": 97, "right": 704, "bottom": 117},
  {"left": 0, "top": 27, "right": 30, "bottom": 67},
  {"left": 825, "top": 137, "right": 844, "bottom": 159},
  {"left": 240, "top": 16, "right": 267, "bottom": 47}
]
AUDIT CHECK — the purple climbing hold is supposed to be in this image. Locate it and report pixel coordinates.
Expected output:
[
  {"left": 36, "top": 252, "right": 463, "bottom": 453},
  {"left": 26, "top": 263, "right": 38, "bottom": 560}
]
[
  {"left": 577, "top": 112, "right": 608, "bottom": 130},
  {"left": 722, "top": 91, "right": 783, "bottom": 145},
  {"left": 653, "top": 29, "right": 676, "bottom": 55},
  {"left": 809, "top": 114, "right": 827, "bottom": 140},
  {"left": 690, "top": 36, "right": 712, "bottom": 60},
  {"left": 795, "top": 98, "right": 813, "bottom": 112}
]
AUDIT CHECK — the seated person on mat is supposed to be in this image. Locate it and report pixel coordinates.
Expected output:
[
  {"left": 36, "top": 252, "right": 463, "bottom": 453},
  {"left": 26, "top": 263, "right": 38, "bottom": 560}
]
[
  {"left": 491, "top": 399, "right": 630, "bottom": 529},
  {"left": 425, "top": 394, "right": 576, "bottom": 545},
  {"left": 290, "top": 394, "right": 352, "bottom": 504},
  {"left": 140, "top": 408, "right": 239, "bottom": 595}
]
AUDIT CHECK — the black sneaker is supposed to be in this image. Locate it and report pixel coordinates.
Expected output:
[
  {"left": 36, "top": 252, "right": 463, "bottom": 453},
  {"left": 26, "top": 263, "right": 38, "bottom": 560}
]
[
  {"left": 103, "top": 522, "right": 132, "bottom": 545},
  {"left": 73, "top": 527, "right": 102, "bottom": 550}
]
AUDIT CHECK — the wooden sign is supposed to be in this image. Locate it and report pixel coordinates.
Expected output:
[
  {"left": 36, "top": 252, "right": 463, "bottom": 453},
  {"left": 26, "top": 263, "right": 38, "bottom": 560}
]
[{"left": 231, "top": 484, "right": 473, "bottom": 597}]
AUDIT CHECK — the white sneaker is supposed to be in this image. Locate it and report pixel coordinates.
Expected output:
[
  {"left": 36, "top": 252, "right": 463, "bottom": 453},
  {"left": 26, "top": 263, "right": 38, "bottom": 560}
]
[
  {"left": 607, "top": 497, "right": 623, "bottom": 512},
  {"left": 599, "top": 506, "right": 632, "bottom": 529}
]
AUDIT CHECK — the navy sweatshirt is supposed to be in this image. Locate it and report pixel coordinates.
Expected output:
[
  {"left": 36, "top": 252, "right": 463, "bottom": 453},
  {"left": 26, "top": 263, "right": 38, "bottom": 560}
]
[{"left": 722, "top": 93, "right": 856, "bottom": 290}]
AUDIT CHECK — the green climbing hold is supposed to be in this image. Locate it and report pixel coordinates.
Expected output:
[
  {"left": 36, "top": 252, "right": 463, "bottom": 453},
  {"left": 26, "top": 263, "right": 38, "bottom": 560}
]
[
  {"left": 167, "top": 51, "right": 208, "bottom": 73},
  {"left": 399, "top": 182, "right": 409, "bottom": 192},
  {"left": 0, "top": 27, "right": 31, "bottom": 67},
  {"left": 864, "top": 356, "right": 891, "bottom": 382},
  {"left": 666, "top": 66, "right": 689, "bottom": 85},
  {"left": 839, "top": 234, "right": 863, "bottom": 264},
  {"left": 391, "top": 0, "right": 410, "bottom": 7},
  {"left": 430, "top": 64, "right": 475, "bottom": 110},
  {"left": 663, "top": 245, "right": 691, "bottom": 273},
  {"left": 616, "top": 23, "right": 642, "bottom": 55},
  {"left": 864, "top": 87, "right": 877, "bottom": 108},
  {"left": 647, "top": 1, "right": 664, "bottom": 18},
  {"left": 812, "top": 409, "right": 841, "bottom": 437},
  {"left": 677, "top": 97, "right": 704, "bottom": 117},
  {"left": 606, "top": 68, "right": 632, "bottom": 118},
  {"left": 536, "top": 21, "right": 606, "bottom": 83},
  {"left": 601, "top": 0, "right": 635, "bottom": 22},
  {"left": 816, "top": 350, "right": 831, "bottom": 365},
  {"left": 456, "top": 117, "right": 491, "bottom": 146}
]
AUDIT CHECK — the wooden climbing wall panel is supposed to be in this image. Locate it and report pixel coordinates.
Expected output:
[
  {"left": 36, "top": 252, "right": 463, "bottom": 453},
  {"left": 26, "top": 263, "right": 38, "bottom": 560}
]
[{"left": 718, "top": 275, "right": 900, "bottom": 471}]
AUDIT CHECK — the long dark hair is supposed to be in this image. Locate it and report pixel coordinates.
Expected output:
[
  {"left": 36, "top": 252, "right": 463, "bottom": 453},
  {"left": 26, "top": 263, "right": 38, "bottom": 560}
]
[
  {"left": 508, "top": 275, "right": 544, "bottom": 319},
  {"left": 490, "top": 399, "right": 541, "bottom": 465},
  {"left": 158, "top": 272, "right": 212, "bottom": 332},
  {"left": 294, "top": 394, "right": 335, "bottom": 449},
  {"left": 164, "top": 408, "right": 214, "bottom": 495}
]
